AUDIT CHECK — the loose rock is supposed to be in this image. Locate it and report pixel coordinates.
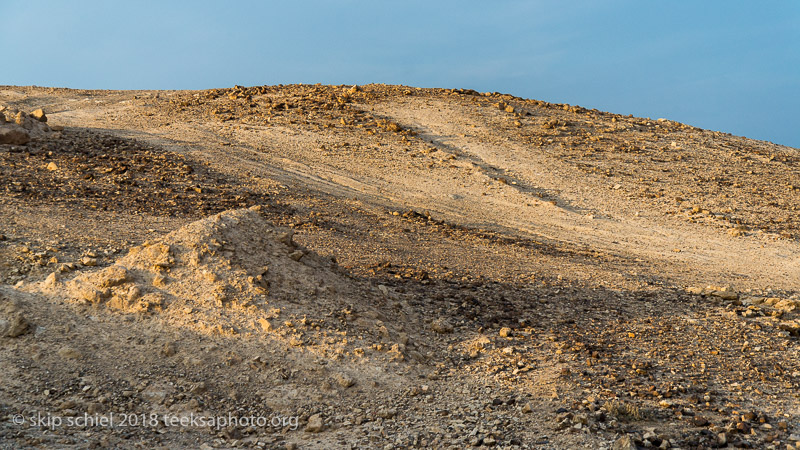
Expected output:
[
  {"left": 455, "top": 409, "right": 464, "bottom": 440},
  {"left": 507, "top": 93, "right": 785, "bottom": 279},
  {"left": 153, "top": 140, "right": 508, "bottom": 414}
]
[
  {"left": 0, "top": 124, "right": 30, "bottom": 145},
  {"left": 2, "top": 314, "right": 30, "bottom": 337},
  {"left": 305, "top": 414, "right": 324, "bottom": 432},
  {"left": 430, "top": 318, "right": 453, "bottom": 334},
  {"left": 31, "top": 109, "right": 47, "bottom": 122}
]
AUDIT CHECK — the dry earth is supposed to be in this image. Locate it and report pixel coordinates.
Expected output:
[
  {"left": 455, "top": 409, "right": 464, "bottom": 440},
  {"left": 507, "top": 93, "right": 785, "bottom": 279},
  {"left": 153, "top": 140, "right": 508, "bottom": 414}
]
[{"left": 1, "top": 84, "right": 799, "bottom": 449}]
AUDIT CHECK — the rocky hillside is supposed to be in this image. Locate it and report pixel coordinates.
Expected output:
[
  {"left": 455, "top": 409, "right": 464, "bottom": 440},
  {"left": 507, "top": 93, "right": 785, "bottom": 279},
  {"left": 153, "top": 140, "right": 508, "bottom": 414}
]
[{"left": 0, "top": 84, "right": 799, "bottom": 449}]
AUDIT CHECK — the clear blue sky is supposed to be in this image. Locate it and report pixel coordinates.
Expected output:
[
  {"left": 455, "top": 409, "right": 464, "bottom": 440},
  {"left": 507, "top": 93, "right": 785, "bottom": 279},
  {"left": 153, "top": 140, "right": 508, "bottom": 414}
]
[{"left": 2, "top": 1, "right": 798, "bottom": 148}]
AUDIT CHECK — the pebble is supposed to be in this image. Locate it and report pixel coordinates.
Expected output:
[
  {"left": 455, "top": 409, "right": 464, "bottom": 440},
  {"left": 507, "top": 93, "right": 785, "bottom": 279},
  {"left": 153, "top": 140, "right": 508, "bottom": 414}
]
[
  {"left": 692, "top": 416, "right": 709, "bottom": 426},
  {"left": 305, "top": 414, "right": 324, "bottom": 432},
  {"left": 612, "top": 435, "right": 636, "bottom": 450},
  {"left": 153, "top": 274, "right": 167, "bottom": 287},
  {"left": 498, "top": 327, "right": 512, "bottom": 337},
  {"left": 277, "top": 231, "right": 295, "bottom": 247},
  {"left": 377, "top": 409, "right": 396, "bottom": 419},
  {"left": 257, "top": 318, "right": 273, "bottom": 332},
  {"left": 334, "top": 373, "right": 355, "bottom": 388},
  {"left": 2, "top": 313, "right": 30, "bottom": 337},
  {"left": 430, "top": 318, "right": 453, "bottom": 334},
  {"left": 161, "top": 342, "right": 177, "bottom": 357},
  {"left": 58, "top": 347, "right": 82, "bottom": 359},
  {"left": 81, "top": 256, "right": 98, "bottom": 267}
]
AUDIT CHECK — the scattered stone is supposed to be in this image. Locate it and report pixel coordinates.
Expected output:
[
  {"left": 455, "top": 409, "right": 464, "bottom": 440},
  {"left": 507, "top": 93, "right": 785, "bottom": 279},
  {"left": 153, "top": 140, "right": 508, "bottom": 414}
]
[
  {"left": 14, "top": 112, "right": 28, "bottom": 127},
  {"left": 81, "top": 256, "right": 98, "bottom": 267},
  {"left": 152, "top": 273, "right": 167, "bottom": 287},
  {"left": 44, "top": 272, "right": 60, "bottom": 288},
  {"left": 430, "top": 318, "right": 454, "bottom": 334},
  {"left": 31, "top": 109, "right": 47, "bottom": 122},
  {"left": 305, "top": 414, "right": 324, "bottom": 432},
  {"left": 126, "top": 286, "right": 142, "bottom": 303},
  {"left": 46, "top": 162, "right": 59, "bottom": 171},
  {"left": 2, "top": 313, "right": 30, "bottom": 337},
  {"left": 74, "top": 285, "right": 108, "bottom": 303},
  {"left": 498, "top": 327, "right": 512, "bottom": 337},
  {"left": 58, "top": 347, "right": 82, "bottom": 359},
  {"left": 686, "top": 285, "right": 739, "bottom": 301},
  {"left": 161, "top": 342, "right": 177, "bottom": 357},
  {"left": 779, "top": 321, "right": 800, "bottom": 335},
  {"left": 277, "top": 231, "right": 294, "bottom": 247},
  {"left": 257, "top": 318, "right": 273, "bottom": 332},
  {"left": 692, "top": 416, "right": 709, "bottom": 427},
  {"left": 377, "top": 408, "right": 396, "bottom": 419},
  {"left": 612, "top": 434, "right": 636, "bottom": 450},
  {"left": 521, "top": 403, "right": 533, "bottom": 413},
  {"left": 334, "top": 373, "right": 355, "bottom": 388},
  {"left": 711, "top": 289, "right": 739, "bottom": 301},
  {"left": 0, "top": 124, "right": 30, "bottom": 145},
  {"left": 95, "top": 265, "right": 129, "bottom": 287},
  {"left": 87, "top": 402, "right": 103, "bottom": 414}
]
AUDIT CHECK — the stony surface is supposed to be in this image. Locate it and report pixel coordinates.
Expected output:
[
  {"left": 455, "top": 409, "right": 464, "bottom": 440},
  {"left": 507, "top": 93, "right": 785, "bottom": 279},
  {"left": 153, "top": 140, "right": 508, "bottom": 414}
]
[{"left": 0, "top": 84, "right": 798, "bottom": 449}]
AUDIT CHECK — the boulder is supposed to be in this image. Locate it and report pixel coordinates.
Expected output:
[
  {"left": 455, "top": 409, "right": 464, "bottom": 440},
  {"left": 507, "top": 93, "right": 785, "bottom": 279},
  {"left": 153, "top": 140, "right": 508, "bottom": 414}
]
[
  {"left": 31, "top": 109, "right": 47, "bottom": 122},
  {"left": 0, "top": 124, "right": 31, "bottom": 145}
]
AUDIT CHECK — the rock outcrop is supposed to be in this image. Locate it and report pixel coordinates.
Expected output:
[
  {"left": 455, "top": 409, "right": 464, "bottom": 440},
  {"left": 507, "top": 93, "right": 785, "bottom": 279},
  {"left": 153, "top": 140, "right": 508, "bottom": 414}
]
[{"left": 0, "top": 105, "right": 53, "bottom": 144}]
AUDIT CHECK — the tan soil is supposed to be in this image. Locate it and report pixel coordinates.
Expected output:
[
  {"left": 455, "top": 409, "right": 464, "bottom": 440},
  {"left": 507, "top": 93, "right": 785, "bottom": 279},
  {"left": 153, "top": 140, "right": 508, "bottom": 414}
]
[{"left": 0, "top": 84, "right": 799, "bottom": 449}]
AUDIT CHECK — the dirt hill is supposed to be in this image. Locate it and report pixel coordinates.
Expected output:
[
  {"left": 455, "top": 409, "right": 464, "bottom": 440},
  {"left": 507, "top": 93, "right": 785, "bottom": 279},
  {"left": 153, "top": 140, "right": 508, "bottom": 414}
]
[{"left": 1, "top": 84, "right": 799, "bottom": 449}]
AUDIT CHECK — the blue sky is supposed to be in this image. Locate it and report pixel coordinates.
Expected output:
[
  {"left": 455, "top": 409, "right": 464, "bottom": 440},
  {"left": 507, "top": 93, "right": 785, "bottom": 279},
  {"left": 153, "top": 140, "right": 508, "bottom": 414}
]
[{"left": 2, "top": 1, "right": 798, "bottom": 147}]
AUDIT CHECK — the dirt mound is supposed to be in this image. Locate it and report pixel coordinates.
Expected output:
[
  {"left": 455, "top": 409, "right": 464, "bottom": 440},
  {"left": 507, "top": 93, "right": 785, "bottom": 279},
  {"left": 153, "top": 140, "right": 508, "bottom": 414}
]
[{"left": 39, "top": 207, "right": 412, "bottom": 361}]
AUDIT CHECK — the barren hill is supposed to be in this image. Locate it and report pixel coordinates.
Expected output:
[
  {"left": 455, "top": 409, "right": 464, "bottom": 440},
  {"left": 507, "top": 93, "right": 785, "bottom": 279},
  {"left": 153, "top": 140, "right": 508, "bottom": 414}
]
[{"left": 1, "top": 84, "right": 799, "bottom": 449}]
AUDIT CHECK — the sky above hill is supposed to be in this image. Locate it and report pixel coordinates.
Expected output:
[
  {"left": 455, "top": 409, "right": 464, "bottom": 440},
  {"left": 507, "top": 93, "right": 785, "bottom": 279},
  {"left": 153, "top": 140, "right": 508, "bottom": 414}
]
[{"left": 2, "top": 1, "right": 798, "bottom": 148}]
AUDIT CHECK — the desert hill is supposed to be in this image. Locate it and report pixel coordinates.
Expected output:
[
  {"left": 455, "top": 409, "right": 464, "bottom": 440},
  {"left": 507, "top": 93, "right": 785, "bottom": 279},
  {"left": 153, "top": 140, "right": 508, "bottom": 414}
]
[{"left": 1, "top": 84, "right": 799, "bottom": 449}]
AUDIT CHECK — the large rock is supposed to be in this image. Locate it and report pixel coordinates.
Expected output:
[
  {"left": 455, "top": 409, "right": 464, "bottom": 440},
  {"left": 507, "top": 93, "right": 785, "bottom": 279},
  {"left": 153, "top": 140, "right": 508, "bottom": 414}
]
[
  {"left": 31, "top": 109, "right": 47, "bottom": 122},
  {"left": 0, "top": 106, "right": 52, "bottom": 138},
  {"left": 0, "top": 124, "right": 30, "bottom": 145},
  {"left": 612, "top": 435, "right": 637, "bottom": 450},
  {"left": 14, "top": 111, "right": 32, "bottom": 129}
]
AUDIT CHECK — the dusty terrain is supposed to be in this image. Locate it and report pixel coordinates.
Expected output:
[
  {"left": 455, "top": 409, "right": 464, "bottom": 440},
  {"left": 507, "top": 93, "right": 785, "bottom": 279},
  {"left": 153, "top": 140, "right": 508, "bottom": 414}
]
[{"left": 0, "top": 84, "right": 799, "bottom": 449}]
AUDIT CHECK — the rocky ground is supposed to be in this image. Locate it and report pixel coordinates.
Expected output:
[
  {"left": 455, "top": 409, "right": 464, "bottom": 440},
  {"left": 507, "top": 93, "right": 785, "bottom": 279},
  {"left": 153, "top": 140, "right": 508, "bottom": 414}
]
[{"left": 0, "top": 84, "right": 799, "bottom": 449}]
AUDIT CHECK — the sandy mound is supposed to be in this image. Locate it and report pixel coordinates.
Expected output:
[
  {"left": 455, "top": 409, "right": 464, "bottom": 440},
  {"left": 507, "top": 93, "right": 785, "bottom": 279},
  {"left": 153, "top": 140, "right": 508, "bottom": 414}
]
[{"left": 39, "top": 206, "right": 415, "bottom": 362}]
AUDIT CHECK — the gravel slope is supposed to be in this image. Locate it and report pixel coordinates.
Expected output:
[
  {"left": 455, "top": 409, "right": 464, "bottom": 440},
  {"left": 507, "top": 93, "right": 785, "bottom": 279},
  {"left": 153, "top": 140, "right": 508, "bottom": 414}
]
[{"left": 1, "top": 84, "right": 799, "bottom": 449}]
